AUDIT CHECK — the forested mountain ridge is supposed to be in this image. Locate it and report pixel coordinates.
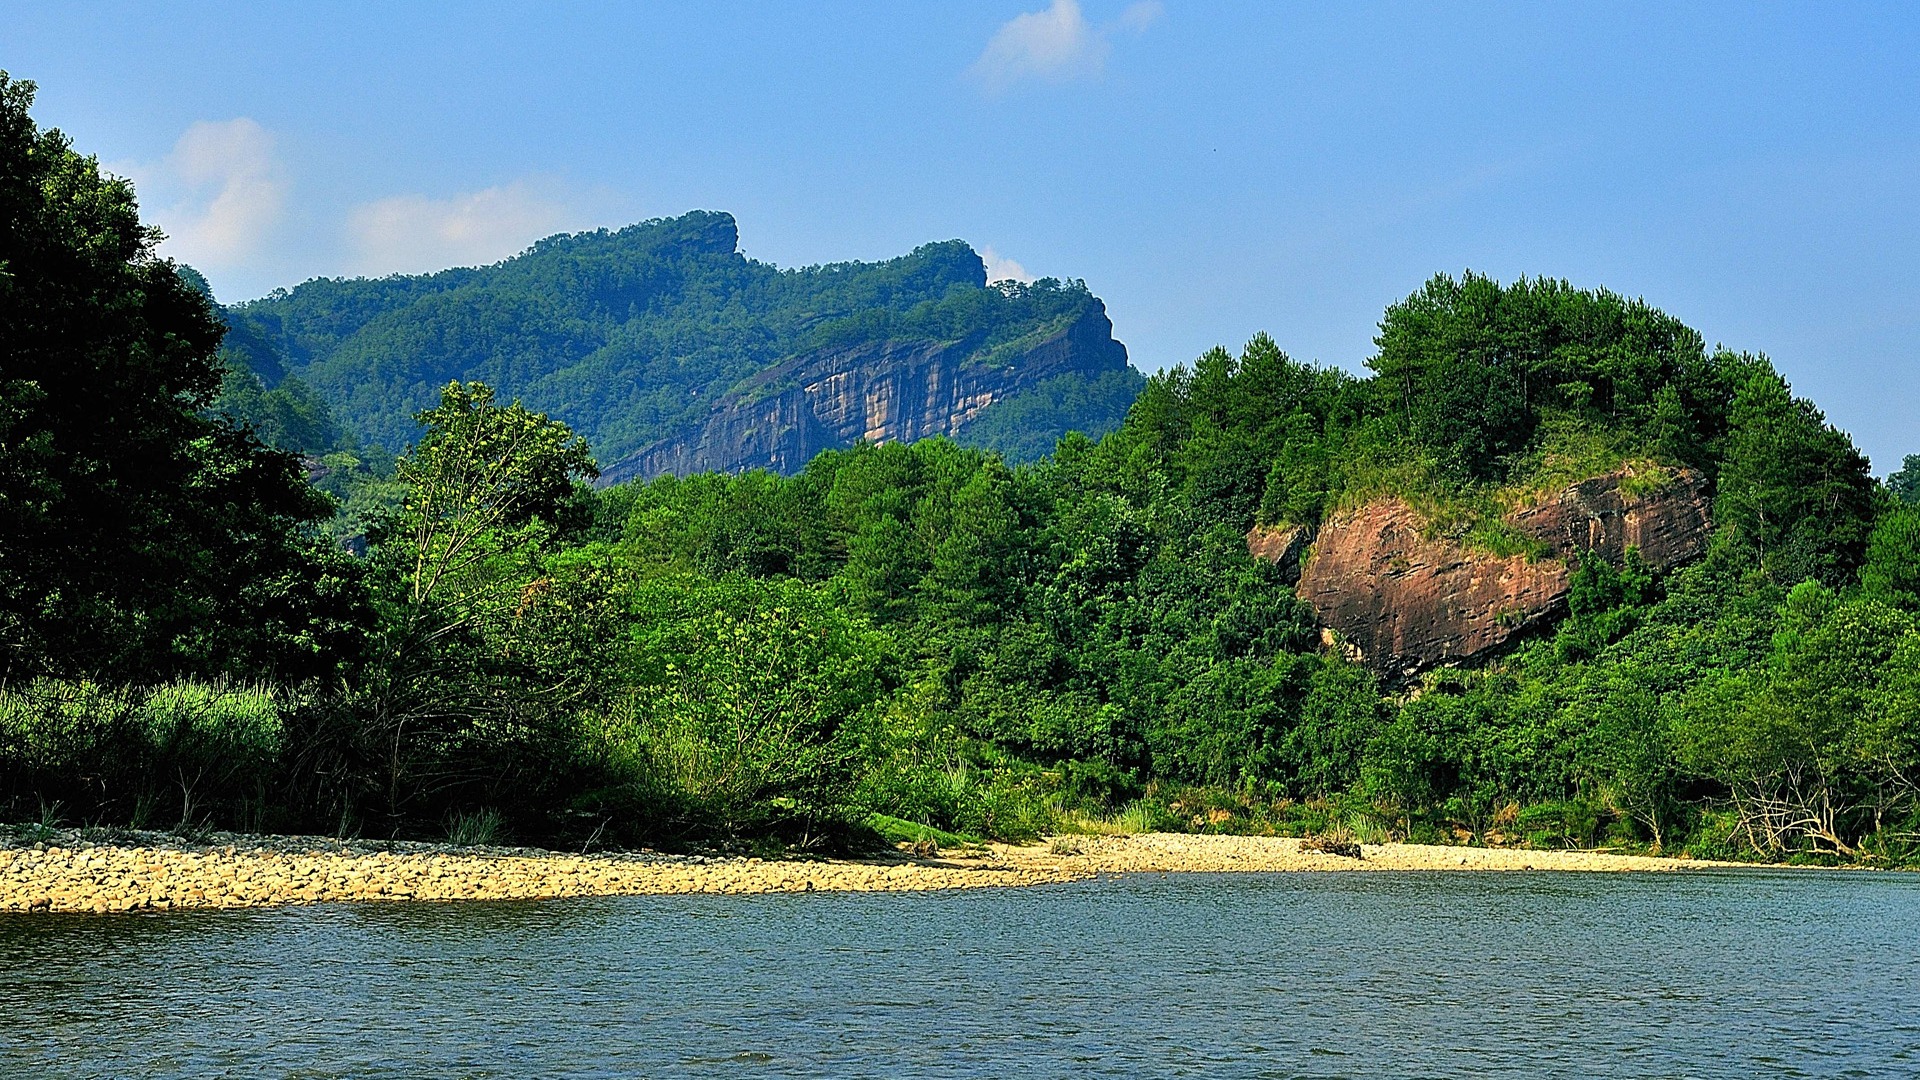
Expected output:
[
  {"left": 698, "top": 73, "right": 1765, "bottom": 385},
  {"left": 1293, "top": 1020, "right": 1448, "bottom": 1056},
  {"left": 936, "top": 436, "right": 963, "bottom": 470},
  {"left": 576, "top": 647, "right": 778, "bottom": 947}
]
[{"left": 221, "top": 211, "right": 1143, "bottom": 470}]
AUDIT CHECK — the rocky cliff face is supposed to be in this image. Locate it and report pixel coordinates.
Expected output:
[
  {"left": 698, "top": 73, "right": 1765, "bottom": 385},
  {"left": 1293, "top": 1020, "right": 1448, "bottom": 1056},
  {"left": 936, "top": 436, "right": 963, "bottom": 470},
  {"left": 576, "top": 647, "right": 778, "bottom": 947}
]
[
  {"left": 1245, "top": 524, "right": 1310, "bottom": 580},
  {"left": 1505, "top": 470, "right": 1712, "bottom": 570},
  {"left": 599, "top": 305, "right": 1130, "bottom": 482},
  {"left": 1261, "top": 469, "right": 1711, "bottom": 681}
]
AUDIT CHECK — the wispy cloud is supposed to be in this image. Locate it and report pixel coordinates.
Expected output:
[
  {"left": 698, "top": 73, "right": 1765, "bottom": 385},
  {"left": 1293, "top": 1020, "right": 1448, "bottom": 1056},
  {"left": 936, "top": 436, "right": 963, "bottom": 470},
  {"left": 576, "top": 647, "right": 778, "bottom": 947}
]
[
  {"left": 1117, "top": 1, "right": 1163, "bottom": 33},
  {"left": 971, "top": 0, "right": 1161, "bottom": 93},
  {"left": 123, "top": 119, "right": 287, "bottom": 272},
  {"left": 979, "top": 245, "right": 1036, "bottom": 283},
  {"left": 346, "top": 181, "right": 576, "bottom": 276}
]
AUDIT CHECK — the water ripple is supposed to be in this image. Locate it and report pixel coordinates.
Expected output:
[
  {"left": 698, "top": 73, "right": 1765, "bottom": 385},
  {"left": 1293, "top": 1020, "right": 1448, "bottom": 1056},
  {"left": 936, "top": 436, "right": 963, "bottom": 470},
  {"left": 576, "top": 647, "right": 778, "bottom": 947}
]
[{"left": 1, "top": 870, "right": 1916, "bottom": 1078}]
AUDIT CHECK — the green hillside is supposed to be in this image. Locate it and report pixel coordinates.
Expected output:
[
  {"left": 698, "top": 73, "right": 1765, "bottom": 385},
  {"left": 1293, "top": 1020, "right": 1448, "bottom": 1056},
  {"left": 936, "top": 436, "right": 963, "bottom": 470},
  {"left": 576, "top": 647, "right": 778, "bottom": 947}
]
[{"left": 225, "top": 211, "right": 1139, "bottom": 464}]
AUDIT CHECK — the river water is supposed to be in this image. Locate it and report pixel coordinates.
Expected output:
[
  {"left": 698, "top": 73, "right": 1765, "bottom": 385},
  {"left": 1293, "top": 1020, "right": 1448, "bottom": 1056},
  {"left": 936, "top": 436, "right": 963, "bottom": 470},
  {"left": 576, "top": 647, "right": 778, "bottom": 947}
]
[{"left": 2, "top": 869, "right": 1916, "bottom": 1078}]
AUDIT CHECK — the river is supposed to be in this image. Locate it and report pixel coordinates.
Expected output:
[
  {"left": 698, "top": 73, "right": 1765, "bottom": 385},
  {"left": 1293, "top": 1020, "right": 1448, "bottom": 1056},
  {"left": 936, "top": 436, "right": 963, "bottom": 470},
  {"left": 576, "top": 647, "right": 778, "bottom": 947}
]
[{"left": 3, "top": 869, "right": 1916, "bottom": 1078}]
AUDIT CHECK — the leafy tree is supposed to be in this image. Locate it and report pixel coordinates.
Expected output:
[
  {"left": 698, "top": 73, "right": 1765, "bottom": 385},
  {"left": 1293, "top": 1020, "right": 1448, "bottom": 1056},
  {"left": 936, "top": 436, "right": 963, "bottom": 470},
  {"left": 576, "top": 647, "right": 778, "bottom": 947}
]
[
  {"left": 1887, "top": 454, "right": 1920, "bottom": 505},
  {"left": 1673, "top": 583, "right": 1918, "bottom": 854},
  {"left": 1861, "top": 504, "right": 1920, "bottom": 609},
  {"left": 358, "top": 382, "right": 601, "bottom": 822},
  {"left": 1574, "top": 665, "right": 1679, "bottom": 850},
  {"left": 607, "top": 577, "right": 893, "bottom": 838},
  {"left": 1712, "top": 363, "right": 1877, "bottom": 586},
  {"left": 921, "top": 459, "right": 1026, "bottom": 627},
  {"left": 0, "top": 72, "right": 360, "bottom": 680},
  {"left": 1287, "top": 656, "right": 1383, "bottom": 796}
]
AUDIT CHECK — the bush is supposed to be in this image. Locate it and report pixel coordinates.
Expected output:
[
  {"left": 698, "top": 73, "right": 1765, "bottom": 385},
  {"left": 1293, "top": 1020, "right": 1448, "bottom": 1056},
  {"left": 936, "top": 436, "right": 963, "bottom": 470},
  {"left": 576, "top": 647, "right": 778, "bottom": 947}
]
[
  {"left": 595, "top": 577, "right": 893, "bottom": 838},
  {"left": 0, "top": 679, "right": 284, "bottom": 828}
]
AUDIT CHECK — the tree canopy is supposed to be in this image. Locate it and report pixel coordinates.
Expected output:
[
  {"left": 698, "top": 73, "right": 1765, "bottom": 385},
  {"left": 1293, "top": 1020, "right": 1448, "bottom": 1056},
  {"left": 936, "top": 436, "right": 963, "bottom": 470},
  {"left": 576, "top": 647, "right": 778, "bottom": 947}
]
[{"left": 0, "top": 73, "right": 360, "bottom": 680}]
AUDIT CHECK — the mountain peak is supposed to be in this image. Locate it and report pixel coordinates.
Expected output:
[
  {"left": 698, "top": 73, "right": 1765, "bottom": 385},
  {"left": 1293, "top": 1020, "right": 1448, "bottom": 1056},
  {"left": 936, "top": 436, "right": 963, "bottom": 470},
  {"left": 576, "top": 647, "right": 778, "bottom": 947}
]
[{"left": 222, "top": 213, "right": 1140, "bottom": 466}]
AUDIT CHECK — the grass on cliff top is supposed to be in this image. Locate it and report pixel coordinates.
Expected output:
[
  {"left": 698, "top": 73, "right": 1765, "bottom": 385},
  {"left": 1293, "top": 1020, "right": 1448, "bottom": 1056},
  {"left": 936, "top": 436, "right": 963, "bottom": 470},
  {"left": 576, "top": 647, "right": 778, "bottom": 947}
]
[{"left": 1322, "top": 417, "right": 1676, "bottom": 560}]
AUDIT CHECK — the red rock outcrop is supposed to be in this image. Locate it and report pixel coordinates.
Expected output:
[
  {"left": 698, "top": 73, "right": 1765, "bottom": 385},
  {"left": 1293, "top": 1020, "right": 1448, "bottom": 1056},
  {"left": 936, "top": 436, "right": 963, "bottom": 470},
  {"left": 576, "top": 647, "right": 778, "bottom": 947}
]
[
  {"left": 1245, "top": 524, "right": 1309, "bottom": 582},
  {"left": 1292, "top": 501, "right": 1571, "bottom": 680},
  {"left": 1274, "top": 469, "right": 1710, "bottom": 680},
  {"left": 1506, "top": 469, "right": 1711, "bottom": 568}
]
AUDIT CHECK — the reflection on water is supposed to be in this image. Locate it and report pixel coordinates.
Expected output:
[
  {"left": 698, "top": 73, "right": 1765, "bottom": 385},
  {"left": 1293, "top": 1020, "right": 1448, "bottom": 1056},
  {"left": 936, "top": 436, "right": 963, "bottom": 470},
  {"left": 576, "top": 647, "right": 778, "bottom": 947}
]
[{"left": 2, "top": 870, "right": 1918, "bottom": 1078}]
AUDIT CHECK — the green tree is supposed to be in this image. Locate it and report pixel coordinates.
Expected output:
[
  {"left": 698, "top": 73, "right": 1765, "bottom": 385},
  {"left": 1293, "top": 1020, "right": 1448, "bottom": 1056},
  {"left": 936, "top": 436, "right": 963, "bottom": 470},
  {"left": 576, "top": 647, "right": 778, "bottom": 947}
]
[
  {"left": 1887, "top": 454, "right": 1920, "bottom": 505},
  {"left": 0, "top": 72, "right": 358, "bottom": 680},
  {"left": 1287, "top": 656, "right": 1383, "bottom": 797},
  {"left": 1712, "top": 364, "right": 1877, "bottom": 586},
  {"left": 1861, "top": 504, "right": 1920, "bottom": 609},
  {"left": 1573, "top": 665, "right": 1679, "bottom": 850},
  {"left": 1674, "top": 583, "right": 1918, "bottom": 854},
  {"left": 359, "top": 381, "right": 601, "bottom": 822},
  {"left": 606, "top": 577, "right": 892, "bottom": 838}
]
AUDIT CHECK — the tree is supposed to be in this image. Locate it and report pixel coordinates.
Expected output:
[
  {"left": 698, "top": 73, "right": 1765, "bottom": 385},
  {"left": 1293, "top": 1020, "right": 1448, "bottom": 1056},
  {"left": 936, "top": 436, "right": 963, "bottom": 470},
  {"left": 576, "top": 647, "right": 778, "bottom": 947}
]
[
  {"left": 1888, "top": 455, "right": 1920, "bottom": 506},
  {"left": 0, "top": 72, "right": 358, "bottom": 680},
  {"left": 1673, "top": 583, "right": 1918, "bottom": 855},
  {"left": 1712, "top": 363, "right": 1877, "bottom": 587},
  {"left": 359, "top": 381, "right": 601, "bottom": 822},
  {"left": 1575, "top": 665, "right": 1679, "bottom": 851},
  {"left": 607, "top": 577, "right": 892, "bottom": 838},
  {"left": 1861, "top": 504, "right": 1920, "bottom": 609}
]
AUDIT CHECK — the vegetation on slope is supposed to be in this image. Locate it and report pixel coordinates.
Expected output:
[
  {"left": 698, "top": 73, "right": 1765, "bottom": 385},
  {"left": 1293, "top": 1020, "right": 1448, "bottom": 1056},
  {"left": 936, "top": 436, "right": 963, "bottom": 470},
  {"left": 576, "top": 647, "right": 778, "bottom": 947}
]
[{"left": 222, "top": 212, "right": 1130, "bottom": 466}]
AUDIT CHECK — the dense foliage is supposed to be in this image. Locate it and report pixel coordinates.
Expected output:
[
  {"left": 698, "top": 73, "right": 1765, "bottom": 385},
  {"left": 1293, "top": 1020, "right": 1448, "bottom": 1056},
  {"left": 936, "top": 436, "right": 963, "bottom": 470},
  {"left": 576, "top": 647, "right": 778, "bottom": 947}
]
[
  {"left": 0, "top": 74, "right": 365, "bottom": 682},
  {"left": 955, "top": 367, "right": 1145, "bottom": 464},
  {"left": 3, "top": 74, "right": 1916, "bottom": 863}
]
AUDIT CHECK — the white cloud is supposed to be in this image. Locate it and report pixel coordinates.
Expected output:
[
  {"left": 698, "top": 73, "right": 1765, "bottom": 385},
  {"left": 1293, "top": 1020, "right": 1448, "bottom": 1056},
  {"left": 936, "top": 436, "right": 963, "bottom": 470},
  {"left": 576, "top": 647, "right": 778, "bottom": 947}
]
[
  {"left": 347, "top": 181, "right": 575, "bottom": 276},
  {"left": 1117, "top": 1, "right": 1163, "bottom": 33},
  {"left": 979, "top": 245, "right": 1036, "bottom": 284},
  {"left": 970, "top": 0, "right": 1161, "bottom": 92},
  {"left": 125, "top": 119, "right": 286, "bottom": 272},
  {"left": 972, "top": 0, "right": 1106, "bottom": 91}
]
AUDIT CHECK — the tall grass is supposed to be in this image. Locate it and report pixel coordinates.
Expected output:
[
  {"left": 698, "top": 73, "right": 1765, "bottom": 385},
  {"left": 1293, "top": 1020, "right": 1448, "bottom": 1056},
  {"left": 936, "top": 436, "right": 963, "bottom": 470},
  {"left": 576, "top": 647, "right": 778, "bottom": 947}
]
[{"left": 0, "top": 679, "right": 284, "bottom": 829}]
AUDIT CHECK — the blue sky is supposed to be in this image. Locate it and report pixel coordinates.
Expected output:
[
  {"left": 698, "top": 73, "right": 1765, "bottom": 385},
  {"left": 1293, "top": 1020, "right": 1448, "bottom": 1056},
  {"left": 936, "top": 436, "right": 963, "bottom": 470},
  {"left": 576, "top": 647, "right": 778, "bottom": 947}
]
[{"left": 7, "top": 1, "right": 1918, "bottom": 470}]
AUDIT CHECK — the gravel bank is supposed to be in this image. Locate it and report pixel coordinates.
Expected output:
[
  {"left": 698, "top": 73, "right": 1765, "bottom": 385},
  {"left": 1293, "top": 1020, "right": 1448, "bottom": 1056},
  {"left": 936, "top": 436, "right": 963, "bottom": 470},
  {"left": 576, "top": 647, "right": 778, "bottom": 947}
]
[
  {"left": 0, "top": 829, "right": 1741, "bottom": 914},
  {"left": 1021, "top": 832, "right": 1744, "bottom": 874}
]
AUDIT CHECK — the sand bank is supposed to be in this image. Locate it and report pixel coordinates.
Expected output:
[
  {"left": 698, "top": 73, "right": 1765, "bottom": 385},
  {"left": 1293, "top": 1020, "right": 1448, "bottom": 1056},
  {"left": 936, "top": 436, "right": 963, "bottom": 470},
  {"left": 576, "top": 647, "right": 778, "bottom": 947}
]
[{"left": 0, "top": 829, "right": 1743, "bottom": 914}]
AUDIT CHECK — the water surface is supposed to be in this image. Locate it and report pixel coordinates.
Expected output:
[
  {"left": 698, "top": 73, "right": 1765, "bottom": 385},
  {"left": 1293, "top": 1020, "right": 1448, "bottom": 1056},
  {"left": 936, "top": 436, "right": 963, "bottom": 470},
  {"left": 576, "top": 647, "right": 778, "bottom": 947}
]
[{"left": 2, "top": 870, "right": 1916, "bottom": 1078}]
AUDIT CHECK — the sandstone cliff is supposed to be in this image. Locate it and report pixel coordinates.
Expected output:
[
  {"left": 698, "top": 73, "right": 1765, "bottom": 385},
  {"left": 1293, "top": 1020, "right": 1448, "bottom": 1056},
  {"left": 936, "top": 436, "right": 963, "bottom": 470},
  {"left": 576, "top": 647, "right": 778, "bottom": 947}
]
[
  {"left": 1257, "top": 469, "right": 1711, "bottom": 680},
  {"left": 599, "top": 304, "right": 1130, "bottom": 482}
]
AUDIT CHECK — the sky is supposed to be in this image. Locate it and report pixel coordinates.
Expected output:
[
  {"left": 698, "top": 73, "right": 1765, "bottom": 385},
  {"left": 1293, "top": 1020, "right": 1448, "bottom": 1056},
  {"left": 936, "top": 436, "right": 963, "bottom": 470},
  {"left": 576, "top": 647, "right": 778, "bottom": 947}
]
[{"left": 6, "top": 1, "right": 1919, "bottom": 471}]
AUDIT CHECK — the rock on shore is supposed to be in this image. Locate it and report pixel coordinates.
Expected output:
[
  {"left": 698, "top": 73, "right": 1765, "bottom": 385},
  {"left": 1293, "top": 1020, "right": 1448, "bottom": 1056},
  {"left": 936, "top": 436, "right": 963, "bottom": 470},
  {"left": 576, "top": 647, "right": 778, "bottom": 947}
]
[{"left": 0, "top": 829, "right": 1736, "bottom": 915}]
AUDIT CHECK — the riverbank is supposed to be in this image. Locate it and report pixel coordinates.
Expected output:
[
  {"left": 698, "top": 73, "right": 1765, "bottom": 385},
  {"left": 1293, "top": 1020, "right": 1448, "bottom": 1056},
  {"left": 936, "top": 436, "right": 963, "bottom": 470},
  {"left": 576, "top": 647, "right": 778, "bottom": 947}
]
[{"left": 0, "top": 828, "right": 1749, "bottom": 914}]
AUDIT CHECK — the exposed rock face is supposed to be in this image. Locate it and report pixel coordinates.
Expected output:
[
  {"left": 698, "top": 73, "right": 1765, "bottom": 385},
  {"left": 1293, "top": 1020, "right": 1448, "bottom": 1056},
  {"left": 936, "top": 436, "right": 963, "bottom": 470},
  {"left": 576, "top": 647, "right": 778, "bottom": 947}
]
[
  {"left": 599, "top": 306, "right": 1130, "bottom": 482},
  {"left": 1245, "top": 524, "right": 1310, "bottom": 583},
  {"left": 1274, "top": 469, "right": 1711, "bottom": 681},
  {"left": 1292, "top": 501, "right": 1570, "bottom": 681},
  {"left": 1506, "top": 469, "right": 1712, "bottom": 569}
]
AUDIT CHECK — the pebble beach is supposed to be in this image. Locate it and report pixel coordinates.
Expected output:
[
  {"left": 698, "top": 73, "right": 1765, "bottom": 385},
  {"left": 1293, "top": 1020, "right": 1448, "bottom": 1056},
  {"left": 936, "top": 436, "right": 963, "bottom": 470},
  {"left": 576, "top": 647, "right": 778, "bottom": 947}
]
[{"left": 0, "top": 828, "right": 1744, "bottom": 915}]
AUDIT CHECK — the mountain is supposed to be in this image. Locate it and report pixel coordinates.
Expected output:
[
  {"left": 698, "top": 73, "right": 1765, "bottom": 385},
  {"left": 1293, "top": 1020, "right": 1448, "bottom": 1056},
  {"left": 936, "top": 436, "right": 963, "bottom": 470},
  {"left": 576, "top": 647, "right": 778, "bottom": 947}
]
[
  {"left": 600, "top": 296, "right": 1132, "bottom": 482},
  {"left": 223, "top": 211, "right": 1143, "bottom": 472}
]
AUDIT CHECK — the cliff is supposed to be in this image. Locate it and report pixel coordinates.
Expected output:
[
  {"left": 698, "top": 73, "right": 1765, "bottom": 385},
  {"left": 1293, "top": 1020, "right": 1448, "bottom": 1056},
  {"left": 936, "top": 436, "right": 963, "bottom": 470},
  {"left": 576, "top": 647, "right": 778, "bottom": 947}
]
[
  {"left": 1261, "top": 469, "right": 1711, "bottom": 680},
  {"left": 599, "top": 305, "right": 1131, "bottom": 482}
]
